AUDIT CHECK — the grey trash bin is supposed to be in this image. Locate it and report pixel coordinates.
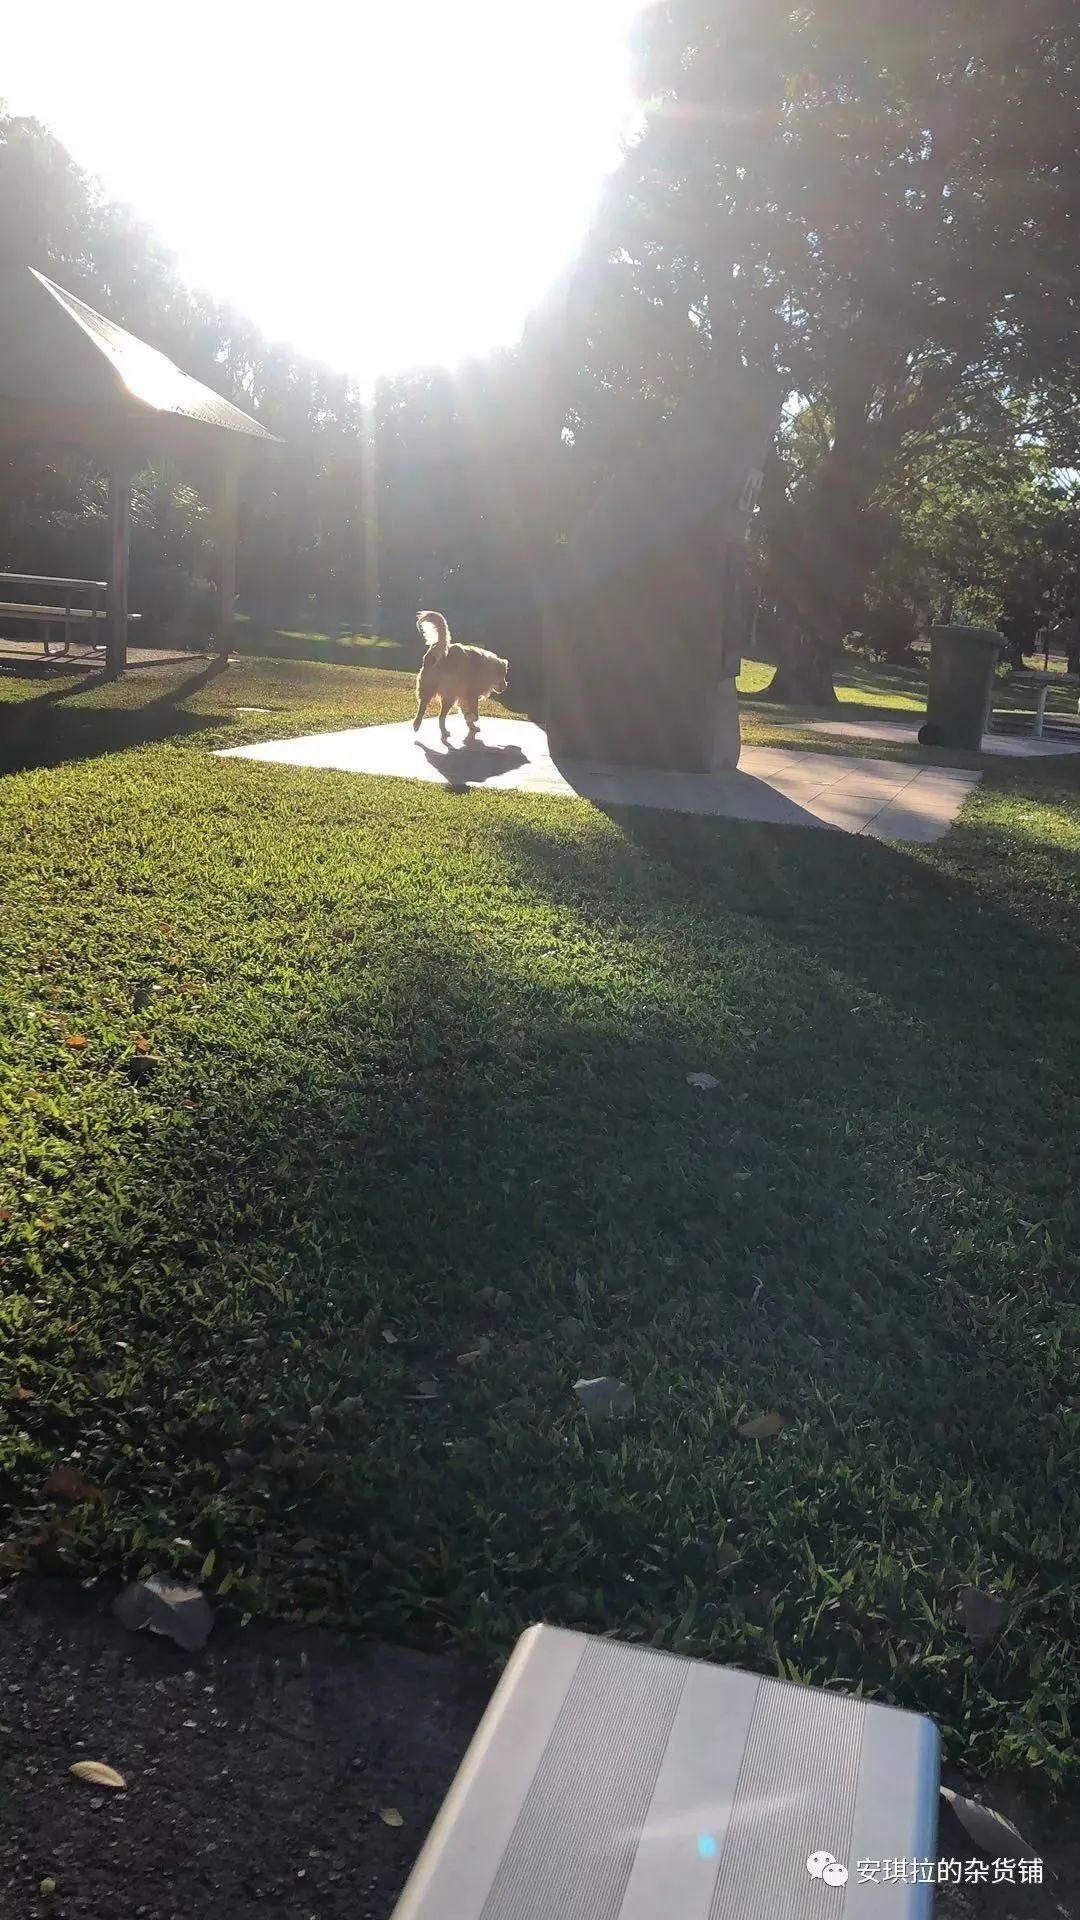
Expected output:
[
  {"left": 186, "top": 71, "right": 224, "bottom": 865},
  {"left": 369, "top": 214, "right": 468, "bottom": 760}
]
[{"left": 920, "top": 624, "right": 1000, "bottom": 751}]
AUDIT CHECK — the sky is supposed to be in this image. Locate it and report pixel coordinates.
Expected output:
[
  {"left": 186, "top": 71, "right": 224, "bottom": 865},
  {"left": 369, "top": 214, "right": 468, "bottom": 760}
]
[{"left": 5, "top": 0, "right": 646, "bottom": 389}]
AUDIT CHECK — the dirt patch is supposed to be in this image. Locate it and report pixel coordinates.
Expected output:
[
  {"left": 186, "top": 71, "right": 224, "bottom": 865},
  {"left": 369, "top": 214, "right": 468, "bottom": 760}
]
[
  {"left": 1, "top": 1578, "right": 1076, "bottom": 1919},
  {"left": 0, "top": 1578, "right": 487, "bottom": 1919}
]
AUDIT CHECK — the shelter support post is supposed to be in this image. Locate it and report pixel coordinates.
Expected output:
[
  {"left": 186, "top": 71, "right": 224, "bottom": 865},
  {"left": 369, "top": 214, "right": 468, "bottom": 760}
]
[
  {"left": 106, "top": 452, "right": 133, "bottom": 675},
  {"left": 215, "top": 459, "right": 240, "bottom": 656}
]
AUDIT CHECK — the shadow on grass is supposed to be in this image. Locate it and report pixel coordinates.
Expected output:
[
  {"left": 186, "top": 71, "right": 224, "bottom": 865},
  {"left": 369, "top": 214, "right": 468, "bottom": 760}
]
[
  {"left": 28, "top": 888, "right": 1070, "bottom": 1791},
  {"left": 0, "top": 657, "right": 232, "bottom": 777},
  {"left": 231, "top": 624, "right": 415, "bottom": 675},
  {"left": 489, "top": 798, "right": 1080, "bottom": 1204}
]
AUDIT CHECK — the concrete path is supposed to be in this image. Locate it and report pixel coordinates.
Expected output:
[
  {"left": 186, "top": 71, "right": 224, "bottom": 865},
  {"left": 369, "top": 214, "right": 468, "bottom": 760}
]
[
  {"left": 803, "top": 716, "right": 1080, "bottom": 759},
  {"left": 217, "top": 718, "right": 981, "bottom": 844}
]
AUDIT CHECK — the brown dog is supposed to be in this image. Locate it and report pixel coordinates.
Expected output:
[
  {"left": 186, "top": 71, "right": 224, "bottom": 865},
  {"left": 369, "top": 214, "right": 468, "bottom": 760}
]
[{"left": 412, "top": 611, "right": 509, "bottom": 745}]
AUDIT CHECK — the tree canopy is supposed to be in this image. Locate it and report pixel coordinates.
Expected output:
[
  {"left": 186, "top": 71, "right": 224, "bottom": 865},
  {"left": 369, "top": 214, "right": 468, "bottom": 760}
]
[{"left": 3, "top": 0, "right": 1080, "bottom": 684}]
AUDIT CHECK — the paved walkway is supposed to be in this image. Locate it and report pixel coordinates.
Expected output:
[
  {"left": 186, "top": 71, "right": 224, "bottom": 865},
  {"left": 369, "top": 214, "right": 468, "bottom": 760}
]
[
  {"left": 803, "top": 716, "right": 1080, "bottom": 759},
  {"left": 218, "top": 718, "right": 981, "bottom": 844}
]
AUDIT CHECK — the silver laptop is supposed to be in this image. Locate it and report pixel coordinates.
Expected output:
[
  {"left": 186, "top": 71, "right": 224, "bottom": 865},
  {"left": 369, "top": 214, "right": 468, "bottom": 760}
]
[{"left": 391, "top": 1625, "right": 940, "bottom": 1918}]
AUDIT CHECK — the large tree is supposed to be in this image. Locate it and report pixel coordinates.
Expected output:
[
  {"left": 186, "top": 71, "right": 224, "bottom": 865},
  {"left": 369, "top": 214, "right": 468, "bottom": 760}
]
[{"left": 569, "top": 0, "right": 1080, "bottom": 700}]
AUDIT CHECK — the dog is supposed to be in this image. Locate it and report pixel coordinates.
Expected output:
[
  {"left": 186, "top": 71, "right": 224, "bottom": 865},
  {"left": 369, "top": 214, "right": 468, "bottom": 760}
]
[{"left": 412, "top": 611, "right": 509, "bottom": 745}]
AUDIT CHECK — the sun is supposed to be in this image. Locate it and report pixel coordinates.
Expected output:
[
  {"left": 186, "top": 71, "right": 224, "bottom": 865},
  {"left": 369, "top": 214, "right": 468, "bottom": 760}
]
[{"left": 4, "top": 0, "right": 645, "bottom": 387}]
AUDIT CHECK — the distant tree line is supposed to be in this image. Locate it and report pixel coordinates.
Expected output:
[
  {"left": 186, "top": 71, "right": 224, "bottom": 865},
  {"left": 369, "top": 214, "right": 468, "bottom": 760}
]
[{"left": 3, "top": 0, "right": 1080, "bottom": 695}]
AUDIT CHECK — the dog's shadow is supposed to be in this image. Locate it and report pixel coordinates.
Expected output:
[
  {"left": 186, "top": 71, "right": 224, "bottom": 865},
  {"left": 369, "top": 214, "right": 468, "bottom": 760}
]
[{"left": 416, "top": 737, "right": 529, "bottom": 787}]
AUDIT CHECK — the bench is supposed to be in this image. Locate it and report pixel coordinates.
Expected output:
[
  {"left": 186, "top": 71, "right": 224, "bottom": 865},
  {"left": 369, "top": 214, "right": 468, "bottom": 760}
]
[
  {"left": 0, "top": 572, "right": 141, "bottom": 657},
  {"left": 1002, "top": 670, "right": 1080, "bottom": 738},
  {"left": 391, "top": 1625, "right": 941, "bottom": 1919}
]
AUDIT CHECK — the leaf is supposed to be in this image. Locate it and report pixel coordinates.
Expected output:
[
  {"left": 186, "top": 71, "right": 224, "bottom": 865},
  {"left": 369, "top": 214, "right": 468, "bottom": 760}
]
[
  {"left": 39, "top": 1878, "right": 56, "bottom": 1896},
  {"left": 40, "top": 1464, "right": 109, "bottom": 1503},
  {"left": 686, "top": 1071, "right": 719, "bottom": 1090},
  {"left": 113, "top": 1575, "right": 213, "bottom": 1651},
  {"left": 940, "top": 1788, "right": 1033, "bottom": 1857},
  {"left": 200, "top": 1548, "right": 216, "bottom": 1582},
  {"left": 574, "top": 1376, "right": 633, "bottom": 1420},
  {"left": 65, "top": 1034, "right": 87, "bottom": 1050},
  {"left": 379, "top": 1807, "right": 405, "bottom": 1828},
  {"left": 457, "top": 1340, "right": 490, "bottom": 1363},
  {"left": 381, "top": 1328, "right": 398, "bottom": 1345},
  {"left": 0, "top": 1209, "right": 11, "bottom": 1223},
  {"left": 133, "top": 1033, "right": 151, "bottom": 1054},
  {"left": 412, "top": 1379, "right": 440, "bottom": 1399},
  {"left": 957, "top": 1586, "right": 1009, "bottom": 1647},
  {"left": 737, "top": 1411, "right": 786, "bottom": 1440},
  {"left": 222, "top": 1447, "right": 254, "bottom": 1486},
  {"left": 70, "top": 1761, "right": 126, "bottom": 1790},
  {"left": 13, "top": 1385, "right": 34, "bottom": 1403}
]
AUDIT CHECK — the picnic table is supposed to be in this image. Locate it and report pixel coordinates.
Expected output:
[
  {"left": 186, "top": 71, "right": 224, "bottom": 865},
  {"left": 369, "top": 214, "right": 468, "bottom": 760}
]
[{"left": 0, "top": 572, "right": 141, "bottom": 656}]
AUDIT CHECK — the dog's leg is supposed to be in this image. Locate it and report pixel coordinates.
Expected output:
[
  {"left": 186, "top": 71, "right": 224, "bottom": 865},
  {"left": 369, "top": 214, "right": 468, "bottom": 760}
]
[
  {"left": 413, "top": 688, "right": 433, "bottom": 733},
  {"left": 463, "top": 700, "right": 480, "bottom": 743},
  {"left": 439, "top": 694, "right": 455, "bottom": 742}
]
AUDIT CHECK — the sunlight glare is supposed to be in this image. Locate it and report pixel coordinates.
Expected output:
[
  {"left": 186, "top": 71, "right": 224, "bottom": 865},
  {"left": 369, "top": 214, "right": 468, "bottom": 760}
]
[{"left": 5, "top": 0, "right": 646, "bottom": 387}]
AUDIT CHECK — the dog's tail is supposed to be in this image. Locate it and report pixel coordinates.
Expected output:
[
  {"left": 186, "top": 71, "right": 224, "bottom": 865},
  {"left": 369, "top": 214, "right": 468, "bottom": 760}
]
[{"left": 416, "top": 610, "right": 450, "bottom": 660}]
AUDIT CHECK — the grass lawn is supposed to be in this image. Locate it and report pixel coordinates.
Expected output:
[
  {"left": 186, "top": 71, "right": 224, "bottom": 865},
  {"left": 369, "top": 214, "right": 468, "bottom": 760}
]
[
  {"left": 738, "top": 651, "right": 1080, "bottom": 763},
  {"left": 2, "top": 649, "right": 1080, "bottom": 1795}
]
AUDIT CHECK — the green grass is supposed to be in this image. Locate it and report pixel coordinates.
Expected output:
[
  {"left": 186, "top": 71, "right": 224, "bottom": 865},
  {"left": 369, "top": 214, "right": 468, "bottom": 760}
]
[
  {"left": 736, "top": 653, "right": 1080, "bottom": 788},
  {"left": 227, "top": 617, "right": 416, "bottom": 674},
  {"left": 2, "top": 651, "right": 1080, "bottom": 1794}
]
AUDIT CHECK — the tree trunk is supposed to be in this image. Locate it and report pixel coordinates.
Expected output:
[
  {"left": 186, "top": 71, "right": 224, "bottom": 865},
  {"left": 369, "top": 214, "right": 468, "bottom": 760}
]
[{"left": 762, "top": 625, "right": 839, "bottom": 706}]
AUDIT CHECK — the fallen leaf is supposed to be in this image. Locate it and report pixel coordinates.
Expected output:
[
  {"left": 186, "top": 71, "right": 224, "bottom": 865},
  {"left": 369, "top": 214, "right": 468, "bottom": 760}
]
[
  {"left": 381, "top": 1329, "right": 398, "bottom": 1345},
  {"left": 457, "top": 1340, "right": 490, "bottom": 1363},
  {"left": 957, "top": 1587, "right": 1009, "bottom": 1648},
  {"left": 40, "top": 1465, "right": 109, "bottom": 1504},
  {"left": 39, "top": 1877, "right": 56, "bottom": 1896},
  {"left": 940, "top": 1787, "right": 1033, "bottom": 1857},
  {"left": 13, "top": 1385, "right": 34, "bottom": 1403},
  {"left": 413, "top": 1379, "right": 440, "bottom": 1399},
  {"left": 65, "top": 1034, "right": 87, "bottom": 1050},
  {"left": 574, "top": 1376, "right": 633, "bottom": 1420},
  {"left": 113, "top": 1575, "right": 213, "bottom": 1652},
  {"left": 0, "top": 1209, "right": 11, "bottom": 1223},
  {"left": 737, "top": 1411, "right": 786, "bottom": 1440},
  {"left": 379, "top": 1807, "right": 405, "bottom": 1828},
  {"left": 686, "top": 1071, "right": 719, "bottom": 1090},
  {"left": 70, "top": 1761, "right": 126, "bottom": 1790},
  {"left": 133, "top": 1033, "right": 151, "bottom": 1054}
]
